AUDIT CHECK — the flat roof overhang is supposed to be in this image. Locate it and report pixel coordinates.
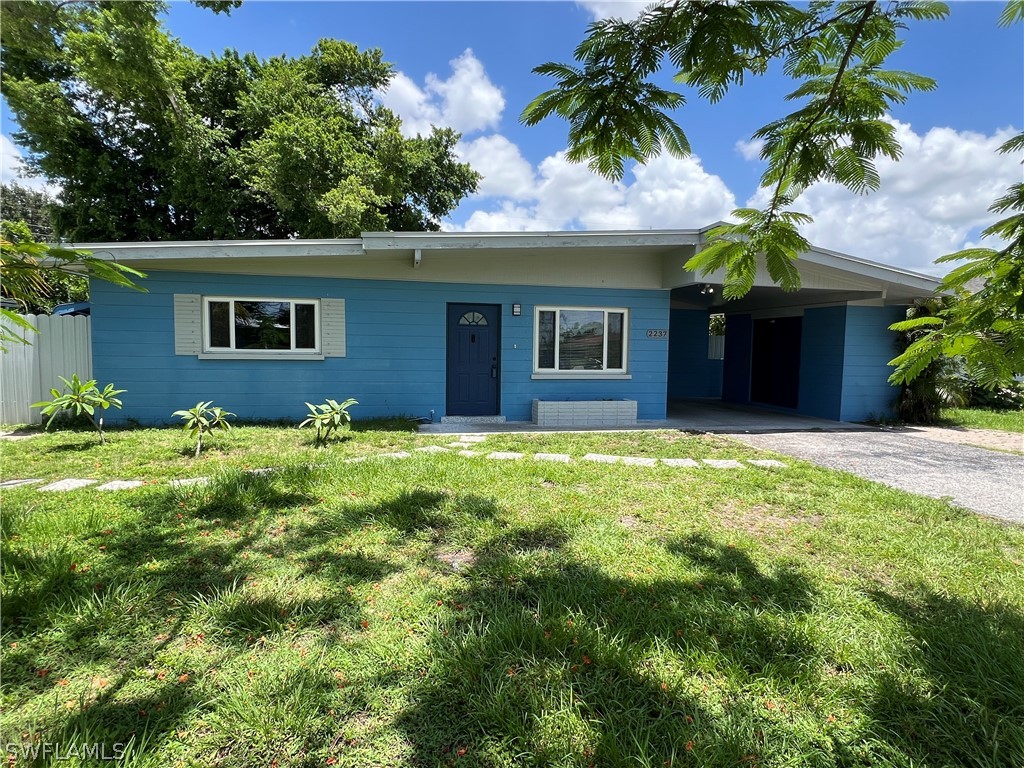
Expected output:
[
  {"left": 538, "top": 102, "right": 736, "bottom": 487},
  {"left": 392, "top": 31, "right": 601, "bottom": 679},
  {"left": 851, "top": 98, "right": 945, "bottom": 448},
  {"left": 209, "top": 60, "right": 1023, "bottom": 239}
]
[{"left": 63, "top": 226, "right": 942, "bottom": 300}]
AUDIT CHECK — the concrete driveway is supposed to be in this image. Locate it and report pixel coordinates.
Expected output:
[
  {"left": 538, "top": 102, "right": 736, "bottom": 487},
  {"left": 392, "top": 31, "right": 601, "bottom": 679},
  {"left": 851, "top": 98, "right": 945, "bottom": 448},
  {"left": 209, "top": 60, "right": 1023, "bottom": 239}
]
[{"left": 733, "top": 430, "right": 1024, "bottom": 524}]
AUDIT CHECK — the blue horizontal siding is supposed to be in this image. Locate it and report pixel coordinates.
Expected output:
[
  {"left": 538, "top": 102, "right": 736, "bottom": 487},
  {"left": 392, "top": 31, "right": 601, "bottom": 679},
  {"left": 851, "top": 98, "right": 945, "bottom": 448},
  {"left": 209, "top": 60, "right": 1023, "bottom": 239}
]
[
  {"left": 91, "top": 272, "right": 670, "bottom": 424},
  {"left": 839, "top": 305, "right": 905, "bottom": 422},
  {"left": 798, "top": 306, "right": 846, "bottom": 420},
  {"left": 667, "top": 309, "right": 723, "bottom": 398}
]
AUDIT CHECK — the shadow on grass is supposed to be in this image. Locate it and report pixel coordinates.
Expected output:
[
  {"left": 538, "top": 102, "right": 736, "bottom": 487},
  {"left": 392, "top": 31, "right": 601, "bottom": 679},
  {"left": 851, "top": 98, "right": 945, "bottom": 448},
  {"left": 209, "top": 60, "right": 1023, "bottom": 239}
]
[
  {"left": 0, "top": 476, "right": 497, "bottom": 761},
  {"left": 41, "top": 440, "right": 102, "bottom": 453},
  {"left": 170, "top": 467, "right": 318, "bottom": 520},
  {"left": 6, "top": 466, "right": 1023, "bottom": 766},
  {"left": 393, "top": 529, "right": 1024, "bottom": 766},
  {"left": 393, "top": 527, "right": 821, "bottom": 766},
  {"left": 349, "top": 416, "right": 420, "bottom": 433},
  {"left": 860, "top": 586, "right": 1024, "bottom": 766}
]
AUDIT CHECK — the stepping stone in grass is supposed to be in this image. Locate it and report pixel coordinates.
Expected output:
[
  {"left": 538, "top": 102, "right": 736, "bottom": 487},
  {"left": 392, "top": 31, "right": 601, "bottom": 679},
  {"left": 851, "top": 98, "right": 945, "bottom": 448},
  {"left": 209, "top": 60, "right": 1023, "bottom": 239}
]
[
  {"left": 380, "top": 452, "right": 412, "bottom": 459},
  {"left": 96, "top": 480, "right": 144, "bottom": 491},
  {"left": 583, "top": 453, "right": 622, "bottom": 464},
  {"left": 661, "top": 458, "right": 699, "bottom": 468},
  {"left": 486, "top": 451, "right": 523, "bottom": 460},
  {"left": 416, "top": 446, "right": 449, "bottom": 454},
  {"left": 458, "top": 435, "right": 488, "bottom": 443},
  {"left": 622, "top": 456, "right": 657, "bottom": 467},
  {"left": 703, "top": 459, "right": 744, "bottom": 469},
  {"left": 448, "top": 442, "right": 473, "bottom": 448},
  {"left": 39, "top": 478, "right": 98, "bottom": 492},
  {"left": 343, "top": 456, "right": 369, "bottom": 464},
  {"left": 170, "top": 477, "right": 209, "bottom": 487},
  {"left": 245, "top": 467, "right": 277, "bottom": 475},
  {"left": 0, "top": 479, "right": 43, "bottom": 488},
  {"left": 747, "top": 459, "right": 787, "bottom": 468},
  {"left": 534, "top": 453, "right": 571, "bottom": 463},
  {"left": 458, "top": 450, "right": 481, "bottom": 458}
]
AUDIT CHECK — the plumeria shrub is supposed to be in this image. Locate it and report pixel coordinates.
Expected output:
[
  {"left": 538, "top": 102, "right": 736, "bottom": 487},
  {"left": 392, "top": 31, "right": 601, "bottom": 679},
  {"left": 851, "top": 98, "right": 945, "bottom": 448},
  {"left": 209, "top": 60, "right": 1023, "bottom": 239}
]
[
  {"left": 300, "top": 398, "right": 358, "bottom": 445},
  {"left": 173, "top": 401, "right": 235, "bottom": 457},
  {"left": 32, "top": 374, "right": 124, "bottom": 444}
]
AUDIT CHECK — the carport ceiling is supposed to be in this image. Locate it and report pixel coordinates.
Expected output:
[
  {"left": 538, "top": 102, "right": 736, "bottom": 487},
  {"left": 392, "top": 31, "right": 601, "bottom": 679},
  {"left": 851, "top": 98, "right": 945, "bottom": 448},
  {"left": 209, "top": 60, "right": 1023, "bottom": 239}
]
[{"left": 671, "top": 284, "right": 886, "bottom": 313}]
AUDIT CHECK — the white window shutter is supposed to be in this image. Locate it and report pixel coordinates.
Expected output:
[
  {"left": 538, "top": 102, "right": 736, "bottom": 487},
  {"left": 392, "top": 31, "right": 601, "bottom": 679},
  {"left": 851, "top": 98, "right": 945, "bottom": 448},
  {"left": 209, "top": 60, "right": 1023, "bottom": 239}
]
[
  {"left": 322, "top": 298, "right": 346, "bottom": 357},
  {"left": 173, "top": 294, "right": 201, "bottom": 355}
]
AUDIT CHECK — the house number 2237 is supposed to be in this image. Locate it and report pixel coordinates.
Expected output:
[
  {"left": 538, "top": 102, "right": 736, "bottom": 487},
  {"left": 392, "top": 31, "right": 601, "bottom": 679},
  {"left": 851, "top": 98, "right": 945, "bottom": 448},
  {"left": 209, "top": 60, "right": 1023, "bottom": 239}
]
[{"left": 646, "top": 329, "right": 668, "bottom": 339}]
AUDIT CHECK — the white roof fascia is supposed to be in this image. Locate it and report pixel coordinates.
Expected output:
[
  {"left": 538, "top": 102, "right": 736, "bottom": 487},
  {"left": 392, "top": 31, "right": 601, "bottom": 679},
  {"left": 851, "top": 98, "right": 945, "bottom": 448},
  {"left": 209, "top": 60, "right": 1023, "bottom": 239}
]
[
  {"left": 800, "top": 245, "right": 941, "bottom": 292},
  {"left": 690, "top": 222, "right": 941, "bottom": 293},
  {"left": 360, "top": 230, "right": 704, "bottom": 251},
  {"left": 60, "top": 228, "right": 943, "bottom": 297},
  {"left": 63, "top": 239, "right": 366, "bottom": 261}
]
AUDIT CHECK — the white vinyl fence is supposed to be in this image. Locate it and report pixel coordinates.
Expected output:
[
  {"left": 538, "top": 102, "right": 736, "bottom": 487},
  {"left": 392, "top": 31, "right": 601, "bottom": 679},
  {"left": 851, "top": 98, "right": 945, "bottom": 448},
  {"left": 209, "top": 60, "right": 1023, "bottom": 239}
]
[
  {"left": 1, "top": 314, "right": 92, "bottom": 425},
  {"left": 708, "top": 334, "right": 725, "bottom": 361}
]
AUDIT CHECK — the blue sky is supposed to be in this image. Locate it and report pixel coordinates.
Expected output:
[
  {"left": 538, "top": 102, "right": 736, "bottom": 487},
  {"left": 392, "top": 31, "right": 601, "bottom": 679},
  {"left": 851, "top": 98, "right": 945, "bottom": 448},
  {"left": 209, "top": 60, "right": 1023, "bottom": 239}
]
[{"left": 2, "top": 1, "right": 1021, "bottom": 274}]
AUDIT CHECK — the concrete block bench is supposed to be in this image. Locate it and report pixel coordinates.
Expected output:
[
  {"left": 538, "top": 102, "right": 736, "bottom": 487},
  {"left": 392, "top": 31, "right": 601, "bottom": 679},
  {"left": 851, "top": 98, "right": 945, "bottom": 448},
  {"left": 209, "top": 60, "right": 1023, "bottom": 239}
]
[{"left": 532, "top": 399, "right": 637, "bottom": 427}]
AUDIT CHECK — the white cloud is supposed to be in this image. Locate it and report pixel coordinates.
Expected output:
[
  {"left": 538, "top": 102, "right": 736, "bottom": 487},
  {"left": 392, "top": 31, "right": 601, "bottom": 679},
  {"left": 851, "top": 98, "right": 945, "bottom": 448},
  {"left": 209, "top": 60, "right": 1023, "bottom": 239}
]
[
  {"left": 578, "top": 0, "right": 654, "bottom": 21},
  {"left": 1, "top": 134, "right": 58, "bottom": 194},
  {"left": 735, "top": 138, "right": 765, "bottom": 162},
  {"left": 741, "top": 118, "right": 1019, "bottom": 274},
  {"left": 457, "top": 135, "right": 535, "bottom": 200},
  {"left": 378, "top": 49, "right": 504, "bottom": 138},
  {"left": 449, "top": 146, "right": 737, "bottom": 232}
]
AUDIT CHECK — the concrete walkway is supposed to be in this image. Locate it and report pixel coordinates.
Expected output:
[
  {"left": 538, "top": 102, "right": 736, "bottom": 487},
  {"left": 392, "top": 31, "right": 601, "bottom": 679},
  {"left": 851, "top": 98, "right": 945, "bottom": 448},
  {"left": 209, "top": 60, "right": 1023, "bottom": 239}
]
[
  {"left": 734, "top": 431, "right": 1024, "bottom": 525},
  {"left": 420, "top": 400, "right": 868, "bottom": 435}
]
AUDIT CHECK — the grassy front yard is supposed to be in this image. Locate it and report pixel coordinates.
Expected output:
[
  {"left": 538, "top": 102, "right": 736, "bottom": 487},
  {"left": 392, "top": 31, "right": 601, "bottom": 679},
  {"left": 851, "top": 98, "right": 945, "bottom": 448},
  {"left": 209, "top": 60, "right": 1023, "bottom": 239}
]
[
  {"left": 940, "top": 407, "right": 1024, "bottom": 433},
  {"left": 2, "top": 424, "right": 1022, "bottom": 767}
]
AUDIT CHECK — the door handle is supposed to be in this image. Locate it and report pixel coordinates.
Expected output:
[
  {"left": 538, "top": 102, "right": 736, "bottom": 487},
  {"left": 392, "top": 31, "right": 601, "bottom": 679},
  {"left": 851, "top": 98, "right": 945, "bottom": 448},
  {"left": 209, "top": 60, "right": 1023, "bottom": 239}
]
[{"left": 491, "top": 364, "right": 497, "bottom": 379}]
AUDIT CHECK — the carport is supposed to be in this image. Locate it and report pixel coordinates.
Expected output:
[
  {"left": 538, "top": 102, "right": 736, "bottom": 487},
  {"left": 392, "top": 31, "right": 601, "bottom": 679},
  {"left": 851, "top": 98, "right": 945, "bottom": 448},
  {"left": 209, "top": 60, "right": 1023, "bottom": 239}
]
[
  {"left": 666, "top": 239, "right": 941, "bottom": 423},
  {"left": 666, "top": 398, "right": 874, "bottom": 433}
]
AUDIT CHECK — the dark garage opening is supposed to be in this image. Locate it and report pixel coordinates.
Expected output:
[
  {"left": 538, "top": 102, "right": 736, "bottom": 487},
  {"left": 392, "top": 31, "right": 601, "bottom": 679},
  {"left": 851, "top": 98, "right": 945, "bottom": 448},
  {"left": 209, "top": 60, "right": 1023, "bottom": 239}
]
[{"left": 751, "top": 317, "right": 802, "bottom": 409}]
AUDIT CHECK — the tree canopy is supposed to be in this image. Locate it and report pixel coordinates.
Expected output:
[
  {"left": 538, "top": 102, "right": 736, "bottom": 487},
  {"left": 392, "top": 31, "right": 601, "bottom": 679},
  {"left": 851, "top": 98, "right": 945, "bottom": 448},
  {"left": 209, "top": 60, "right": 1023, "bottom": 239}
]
[
  {"left": 1, "top": 0, "right": 479, "bottom": 241},
  {"left": 523, "top": 0, "right": 1023, "bottom": 386}
]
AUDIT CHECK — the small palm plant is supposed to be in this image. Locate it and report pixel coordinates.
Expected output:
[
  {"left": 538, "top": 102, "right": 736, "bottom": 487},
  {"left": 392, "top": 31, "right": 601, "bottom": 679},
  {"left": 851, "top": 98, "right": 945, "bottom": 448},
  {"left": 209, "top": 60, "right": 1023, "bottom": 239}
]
[
  {"left": 300, "top": 398, "right": 358, "bottom": 445},
  {"left": 32, "top": 374, "right": 125, "bottom": 444},
  {"left": 173, "top": 401, "right": 235, "bottom": 457}
]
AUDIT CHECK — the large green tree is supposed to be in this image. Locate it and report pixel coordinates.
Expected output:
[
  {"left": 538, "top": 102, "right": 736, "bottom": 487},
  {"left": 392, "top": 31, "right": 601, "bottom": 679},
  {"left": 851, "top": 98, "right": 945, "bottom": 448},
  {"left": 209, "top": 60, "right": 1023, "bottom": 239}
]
[
  {"left": 0, "top": 0, "right": 478, "bottom": 241},
  {"left": 523, "top": 0, "right": 1023, "bottom": 387}
]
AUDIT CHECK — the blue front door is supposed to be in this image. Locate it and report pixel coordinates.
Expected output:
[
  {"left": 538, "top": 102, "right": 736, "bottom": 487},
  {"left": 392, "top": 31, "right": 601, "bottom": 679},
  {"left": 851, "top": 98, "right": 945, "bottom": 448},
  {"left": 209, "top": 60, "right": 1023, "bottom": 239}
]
[{"left": 446, "top": 303, "right": 500, "bottom": 416}]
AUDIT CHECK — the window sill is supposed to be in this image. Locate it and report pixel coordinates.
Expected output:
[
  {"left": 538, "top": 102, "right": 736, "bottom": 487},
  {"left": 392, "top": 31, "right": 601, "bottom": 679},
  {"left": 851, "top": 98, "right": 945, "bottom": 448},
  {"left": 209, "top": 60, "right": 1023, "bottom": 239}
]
[
  {"left": 531, "top": 372, "right": 632, "bottom": 381},
  {"left": 199, "top": 352, "right": 325, "bottom": 361}
]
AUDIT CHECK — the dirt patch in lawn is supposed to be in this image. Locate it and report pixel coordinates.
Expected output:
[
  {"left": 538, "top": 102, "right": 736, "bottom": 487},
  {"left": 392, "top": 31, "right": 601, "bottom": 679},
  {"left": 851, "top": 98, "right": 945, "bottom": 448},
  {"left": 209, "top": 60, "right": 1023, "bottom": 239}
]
[
  {"left": 717, "top": 502, "right": 823, "bottom": 536},
  {"left": 896, "top": 425, "right": 1024, "bottom": 453},
  {"left": 434, "top": 548, "right": 477, "bottom": 572}
]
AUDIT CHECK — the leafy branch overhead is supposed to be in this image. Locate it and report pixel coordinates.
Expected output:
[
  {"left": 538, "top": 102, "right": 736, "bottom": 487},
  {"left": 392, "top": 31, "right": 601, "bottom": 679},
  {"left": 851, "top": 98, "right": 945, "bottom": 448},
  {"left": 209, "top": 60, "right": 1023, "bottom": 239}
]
[
  {"left": 0, "top": 221, "right": 146, "bottom": 350},
  {"left": 524, "top": 0, "right": 1023, "bottom": 388},
  {"left": 522, "top": 1, "right": 948, "bottom": 296},
  {"left": 888, "top": 131, "right": 1024, "bottom": 390}
]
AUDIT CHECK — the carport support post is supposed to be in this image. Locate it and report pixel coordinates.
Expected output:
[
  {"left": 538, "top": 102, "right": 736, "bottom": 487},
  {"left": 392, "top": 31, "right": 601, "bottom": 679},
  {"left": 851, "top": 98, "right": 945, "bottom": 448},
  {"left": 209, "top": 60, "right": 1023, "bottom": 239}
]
[{"left": 722, "top": 313, "right": 753, "bottom": 405}]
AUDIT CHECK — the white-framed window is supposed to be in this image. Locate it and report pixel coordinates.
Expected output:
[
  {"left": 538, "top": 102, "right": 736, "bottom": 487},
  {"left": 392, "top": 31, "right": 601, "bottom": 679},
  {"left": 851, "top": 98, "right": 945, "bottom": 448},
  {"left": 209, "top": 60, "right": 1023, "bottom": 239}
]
[
  {"left": 203, "top": 297, "right": 321, "bottom": 354},
  {"left": 534, "top": 306, "right": 628, "bottom": 373}
]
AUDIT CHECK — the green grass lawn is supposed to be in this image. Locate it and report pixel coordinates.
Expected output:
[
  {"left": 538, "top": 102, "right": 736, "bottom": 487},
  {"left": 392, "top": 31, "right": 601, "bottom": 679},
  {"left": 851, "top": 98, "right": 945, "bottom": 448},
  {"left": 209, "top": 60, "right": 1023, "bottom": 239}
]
[
  {"left": 940, "top": 407, "right": 1024, "bottom": 433},
  {"left": 2, "top": 424, "right": 1022, "bottom": 767}
]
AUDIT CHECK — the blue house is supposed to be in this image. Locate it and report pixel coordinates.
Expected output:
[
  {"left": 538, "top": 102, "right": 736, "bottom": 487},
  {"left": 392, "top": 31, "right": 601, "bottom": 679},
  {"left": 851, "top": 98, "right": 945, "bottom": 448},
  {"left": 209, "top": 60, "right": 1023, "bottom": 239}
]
[{"left": 81, "top": 227, "right": 940, "bottom": 425}]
